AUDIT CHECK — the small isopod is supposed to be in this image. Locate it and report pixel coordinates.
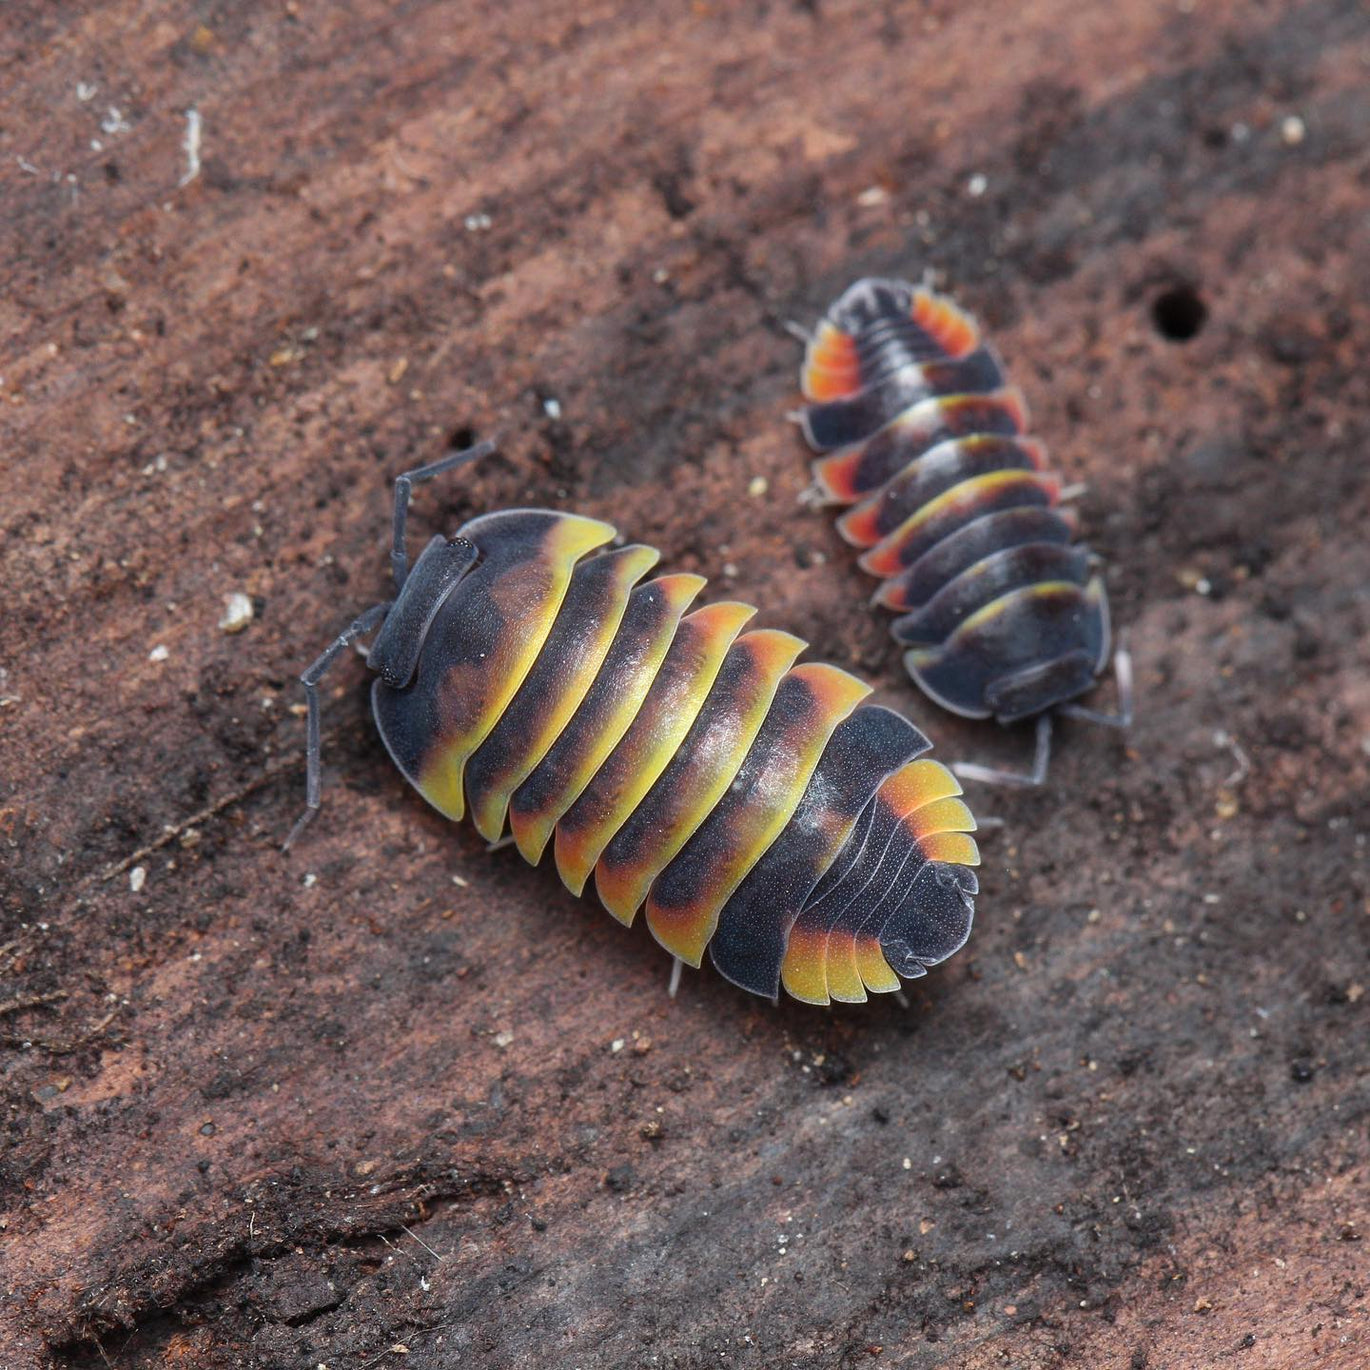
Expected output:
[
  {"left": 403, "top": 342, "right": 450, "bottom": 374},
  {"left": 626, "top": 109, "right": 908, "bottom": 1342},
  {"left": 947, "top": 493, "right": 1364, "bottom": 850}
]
[
  {"left": 796, "top": 277, "right": 1132, "bottom": 785},
  {"left": 287, "top": 442, "right": 980, "bottom": 1005}
]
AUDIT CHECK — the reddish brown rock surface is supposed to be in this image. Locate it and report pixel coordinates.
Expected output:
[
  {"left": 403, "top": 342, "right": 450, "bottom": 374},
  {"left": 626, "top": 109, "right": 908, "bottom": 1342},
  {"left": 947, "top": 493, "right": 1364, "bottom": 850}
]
[{"left": 2, "top": 2, "right": 1368, "bottom": 1366}]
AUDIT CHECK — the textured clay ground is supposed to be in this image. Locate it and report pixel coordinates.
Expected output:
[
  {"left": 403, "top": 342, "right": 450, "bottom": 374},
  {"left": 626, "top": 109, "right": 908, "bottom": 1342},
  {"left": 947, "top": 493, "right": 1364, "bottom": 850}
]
[{"left": 1, "top": 1, "right": 1368, "bottom": 1366}]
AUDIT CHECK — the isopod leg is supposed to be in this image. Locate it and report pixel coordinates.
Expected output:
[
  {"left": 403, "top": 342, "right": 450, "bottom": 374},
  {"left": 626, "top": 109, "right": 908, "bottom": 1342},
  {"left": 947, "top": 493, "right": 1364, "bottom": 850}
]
[
  {"left": 668, "top": 957, "right": 684, "bottom": 999},
  {"left": 1058, "top": 634, "right": 1133, "bottom": 730},
  {"left": 284, "top": 601, "right": 392, "bottom": 851},
  {"left": 390, "top": 438, "right": 497, "bottom": 588},
  {"left": 951, "top": 712, "right": 1053, "bottom": 789}
]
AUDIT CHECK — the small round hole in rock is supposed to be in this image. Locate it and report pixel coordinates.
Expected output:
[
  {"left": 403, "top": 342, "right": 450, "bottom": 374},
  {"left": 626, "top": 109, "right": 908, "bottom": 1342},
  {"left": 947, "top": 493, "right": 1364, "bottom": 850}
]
[
  {"left": 448, "top": 426, "right": 478, "bottom": 452},
  {"left": 1151, "top": 285, "right": 1207, "bottom": 342}
]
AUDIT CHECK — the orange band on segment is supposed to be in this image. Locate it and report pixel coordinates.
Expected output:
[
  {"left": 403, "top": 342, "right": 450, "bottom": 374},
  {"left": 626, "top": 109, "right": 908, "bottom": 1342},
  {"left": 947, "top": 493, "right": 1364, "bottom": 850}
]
[
  {"left": 912, "top": 288, "right": 980, "bottom": 358},
  {"left": 801, "top": 324, "right": 861, "bottom": 401},
  {"left": 834, "top": 500, "right": 884, "bottom": 549},
  {"left": 904, "top": 796, "right": 977, "bottom": 841},
  {"left": 918, "top": 831, "right": 981, "bottom": 867},
  {"left": 879, "top": 757, "right": 964, "bottom": 816},
  {"left": 809, "top": 388, "right": 1032, "bottom": 504},
  {"left": 836, "top": 432, "right": 1049, "bottom": 550},
  {"left": 801, "top": 758, "right": 963, "bottom": 996},
  {"left": 647, "top": 663, "right": 872, "bottom": 967}
]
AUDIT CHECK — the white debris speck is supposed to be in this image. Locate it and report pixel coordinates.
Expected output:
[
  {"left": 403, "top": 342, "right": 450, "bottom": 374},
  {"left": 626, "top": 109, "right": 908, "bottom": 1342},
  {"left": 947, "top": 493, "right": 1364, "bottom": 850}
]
[
  {"left": 148, "top": 644, "right": 170, "bottom": 663},
  {"left": 464, "top": 212, "right": 492, "bottom": 232},
  {"left": 1280, "top": 115, "right": 1306, "bottom": 146},
  {"left": 610, "top": 1038, "right": 625, "bottom": 1053},
  {"left": 76, "top": 82, "right": 98, "bottom": 103},
  {"left": 179, "top": 107, "right": 202, "bottom": 187},
  {"left": 722, "top": 562, "right": 738, "bottom": 579},
  {"left": 451, "top": 873, "right": 469, "bottom": 887},
  {"left": 129, "top": 865, "right": 147, "bottom": 893},
  {"left": 902, "top": 1156, "right": 913, "bottom": 1170},
  {"left": 101, "top": 106, "right": 131, "bottom": 136},
  {"left": 302, "top": 872, "right": 317, "bottom": 889},
  {"left": 90, "top": 139, "right": 103, "bottom": 152},
  {"left": 857, "top": 185, "right": 889, "bottom": 207},
  {"left": 747, "top": 476, "right": 768, "bottom": 498},
  {"left": 542, "top": 397, "right": 562, "bottom": 419},
  {"left": 142, "top": 454, "right": 169, "bottom": 476},
  {"left": 218, "top": 592, "right": 253, "bottom": 634},
  {"left": 492, "top": 1030, "right": 515, "bottom": 1049},
  {"left": 967, "top": 173, "right": 988, "bottom": 198},
  {"left": 652, "top": 267, "right": 670, "bottom": 284},
  {"left": 1231, "top": 122, "right": 1251, "bottom": 144}
]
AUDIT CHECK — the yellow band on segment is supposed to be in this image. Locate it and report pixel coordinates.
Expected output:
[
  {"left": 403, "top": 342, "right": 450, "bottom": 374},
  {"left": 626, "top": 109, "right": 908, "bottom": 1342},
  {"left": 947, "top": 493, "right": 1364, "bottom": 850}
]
[
  {"left": 778, "top": 924, "right": 831, "bottom": 1005},
  {"left": 468, "top": 544, "right": 662, "bottom": 843},
  {"left": 808, "top": 388, "right": 1032, "bottom": 505},
  {"left": 904, "top": 579, "right": 1086, "bottom": 675},
  {"left": 858, "top": 470, "right": 1061, "bottom": 578},
  {"left": 822, "top": 930, "right": 868, "bottom": 1003},
  {"left": 508, "top": 572, "right": 707, "bottom": 866},
  {"left": 855, "top": 936, "right": 902, "bottom": 993},
  {"left": 417, "top": 514, "right": 616, "bottom": 821},
  {"left": 553, "top": 600, "right": 757, "bottom": 897},
  {"left": 809, "top": 759, "right": 966, "bottom": 997},
  {"left": 592, "top": 628, "right": 806, "bottom": 926}
]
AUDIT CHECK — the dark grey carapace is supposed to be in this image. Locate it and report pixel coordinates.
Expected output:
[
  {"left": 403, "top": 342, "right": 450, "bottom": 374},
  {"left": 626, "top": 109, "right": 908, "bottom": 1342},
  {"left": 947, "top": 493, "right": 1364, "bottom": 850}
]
[
  {"left": 796, "top": 278, "right": 1130, "bottom": 785},
  {"left": 286, "top": 443, "right": 981, "bottom": 1005}
]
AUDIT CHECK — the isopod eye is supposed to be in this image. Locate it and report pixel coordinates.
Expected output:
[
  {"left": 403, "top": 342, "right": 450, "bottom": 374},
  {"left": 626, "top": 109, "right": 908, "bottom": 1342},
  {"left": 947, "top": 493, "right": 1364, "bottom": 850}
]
[{"left": 934, "top": 865, "right": 960, "bottom": 890}]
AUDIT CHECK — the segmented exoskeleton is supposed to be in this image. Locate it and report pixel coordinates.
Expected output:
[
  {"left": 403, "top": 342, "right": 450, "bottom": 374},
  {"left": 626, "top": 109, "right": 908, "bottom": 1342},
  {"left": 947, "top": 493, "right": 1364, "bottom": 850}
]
[
  {"left": 289, "top": 444, "right": 981, "bottom": 1005},
  {"left": 797, "top": 279, "right": 1129, "bottom": 785}
]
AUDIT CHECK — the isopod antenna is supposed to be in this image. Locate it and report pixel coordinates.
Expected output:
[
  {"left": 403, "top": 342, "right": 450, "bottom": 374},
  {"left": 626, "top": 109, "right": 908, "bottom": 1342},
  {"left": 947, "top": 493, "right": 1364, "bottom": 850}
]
[{"left": 284, "top": 438, "right": 495, "bottom": 850}]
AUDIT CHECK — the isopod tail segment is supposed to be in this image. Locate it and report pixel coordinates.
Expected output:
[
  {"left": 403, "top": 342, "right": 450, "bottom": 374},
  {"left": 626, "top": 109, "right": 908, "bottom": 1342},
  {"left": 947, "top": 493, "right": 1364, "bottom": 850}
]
[
  {"left": 285, "top": 440, "right": 982, "bottom": 1005},
  {"left": 795, "top": 276, "right": 1133, "bottom": 788}
]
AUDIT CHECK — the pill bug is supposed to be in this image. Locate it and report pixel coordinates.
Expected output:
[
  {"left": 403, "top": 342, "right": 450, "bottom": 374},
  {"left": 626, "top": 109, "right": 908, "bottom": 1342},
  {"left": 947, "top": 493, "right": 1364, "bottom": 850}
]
[
  {"left": 796, "top": 278, "right": 1130, "bottom": 785},
  {"left": 287, "top": 442, "right": 980, "bottom": 1005}
]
